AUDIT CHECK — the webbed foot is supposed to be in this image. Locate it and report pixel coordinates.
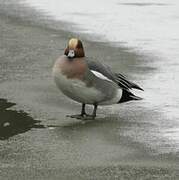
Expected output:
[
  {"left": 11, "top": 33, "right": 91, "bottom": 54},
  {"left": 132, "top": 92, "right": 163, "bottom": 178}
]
[
  {"left": 66, "top": 114, "right": 84, "bottom": 119},
  {"left": 66, "top": 114, "right": 95, "bottom": 120},
  {"left": 81, "top": 114, "right": 96, "bottom": 121}
]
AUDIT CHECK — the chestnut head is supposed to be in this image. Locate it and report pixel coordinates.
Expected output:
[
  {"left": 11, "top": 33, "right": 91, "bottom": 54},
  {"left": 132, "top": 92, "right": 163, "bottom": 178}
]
[{"left": 64, "top": 38, "right": 85, "bottom": 59}]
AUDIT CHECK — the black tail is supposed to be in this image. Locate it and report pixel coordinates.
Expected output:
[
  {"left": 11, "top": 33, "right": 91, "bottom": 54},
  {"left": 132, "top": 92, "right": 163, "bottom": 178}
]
[{"left": 118, "top": 89, "right": 142, "bottom": 103}]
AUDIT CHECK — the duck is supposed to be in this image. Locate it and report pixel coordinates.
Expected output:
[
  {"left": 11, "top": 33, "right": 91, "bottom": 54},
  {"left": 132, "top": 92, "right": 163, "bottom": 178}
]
[{"left": 52, "top": 38, "right": 143, "bottom": 120}]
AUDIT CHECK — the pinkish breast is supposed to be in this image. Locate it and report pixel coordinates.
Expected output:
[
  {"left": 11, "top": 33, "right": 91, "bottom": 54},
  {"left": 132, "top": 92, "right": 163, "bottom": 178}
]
[{"left": 55, "top": 56, "right": 87, "bottom": 80}]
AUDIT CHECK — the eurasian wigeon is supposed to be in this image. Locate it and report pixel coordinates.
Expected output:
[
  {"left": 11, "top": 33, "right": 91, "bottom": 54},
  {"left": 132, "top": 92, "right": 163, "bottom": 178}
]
[{"left": 52, "top": 38, "right": 143, "bottom": 120}]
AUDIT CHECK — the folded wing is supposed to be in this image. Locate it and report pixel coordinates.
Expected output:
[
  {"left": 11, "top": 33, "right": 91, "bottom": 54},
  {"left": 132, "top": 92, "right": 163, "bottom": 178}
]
[{"left": 86, "top": 59, "right": 143, "bottom": 91}]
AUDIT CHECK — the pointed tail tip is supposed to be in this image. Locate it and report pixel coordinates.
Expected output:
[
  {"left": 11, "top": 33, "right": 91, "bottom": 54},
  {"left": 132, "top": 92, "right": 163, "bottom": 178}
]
[
  {"left": 137, "top": 87, "right": 144, "bottom": 91},
  {"left": 133, "top": 85, "right": 144, "bottom": 91},
  {"left": 130, "top": 95, "right": 143, "bottom": 101}
]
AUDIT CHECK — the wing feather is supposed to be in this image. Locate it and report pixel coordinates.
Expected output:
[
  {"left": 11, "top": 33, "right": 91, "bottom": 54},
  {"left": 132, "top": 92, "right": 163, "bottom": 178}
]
[{"left": 86, "top": 58, "right": 143, "bottom": 91}]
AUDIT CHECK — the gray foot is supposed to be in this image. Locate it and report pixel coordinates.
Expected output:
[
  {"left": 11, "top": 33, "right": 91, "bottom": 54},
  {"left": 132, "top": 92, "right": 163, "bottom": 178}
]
[
  {"left": 67, "top": 114, "right": 96, "bottom": 120},
  {"left": 81, "top": 115, "right": 95, "bottom": 121},
  {"left": 81, "top": 113, "right": 96, "bottom": 121},
  {"left": 66, "top": 114, "right": 84, "bottom": 119}
]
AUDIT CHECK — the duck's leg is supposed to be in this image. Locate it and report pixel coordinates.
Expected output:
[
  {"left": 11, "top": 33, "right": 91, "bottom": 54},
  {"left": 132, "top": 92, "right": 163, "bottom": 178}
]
[
  {"left": 67, "top": 103, "right": 86, "bottom": 119},
  {"left": 93, "top": 104, "right": 98, "bottom": 118},
  {"left": 81, "top": 103, "right": 86, "bottom": 116},
  {"left": 67, "top": 104, "right": 98, "bottom": 120}
]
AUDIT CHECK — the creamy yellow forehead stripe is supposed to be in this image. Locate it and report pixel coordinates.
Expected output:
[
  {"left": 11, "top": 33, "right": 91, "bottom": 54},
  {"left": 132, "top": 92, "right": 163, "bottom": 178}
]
[{"left": 68, "top": 38, "right": 78, "bottom": 48}]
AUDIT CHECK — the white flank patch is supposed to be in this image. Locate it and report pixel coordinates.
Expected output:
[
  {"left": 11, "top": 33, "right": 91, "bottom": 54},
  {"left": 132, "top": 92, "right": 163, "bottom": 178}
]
[
  {"left": 91, "top": 70, "right": 112, "bottom": 82},
  {"left": 99, "top": 89, "right": 122, "bottom": 105}
]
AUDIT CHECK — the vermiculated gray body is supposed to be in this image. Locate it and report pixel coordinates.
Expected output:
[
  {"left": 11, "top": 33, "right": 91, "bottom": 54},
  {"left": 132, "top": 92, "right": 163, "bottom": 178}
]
[{"left": 52, "top": 56, "right": 122, "bottom": 105}]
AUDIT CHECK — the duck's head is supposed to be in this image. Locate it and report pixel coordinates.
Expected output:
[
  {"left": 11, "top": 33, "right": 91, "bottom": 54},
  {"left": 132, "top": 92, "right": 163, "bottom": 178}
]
[{"left": 64, "top": 38, "right": 85, "bottom": 59}]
